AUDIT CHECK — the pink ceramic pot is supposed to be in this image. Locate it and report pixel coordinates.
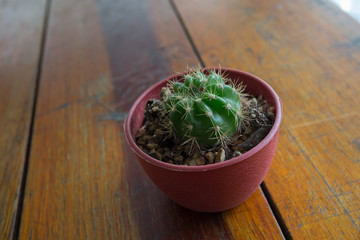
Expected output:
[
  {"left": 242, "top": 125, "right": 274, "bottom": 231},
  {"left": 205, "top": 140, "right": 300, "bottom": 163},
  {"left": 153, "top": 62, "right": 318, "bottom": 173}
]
[{"left": 124, "top": 68, "right": 282, "bottom": 212}]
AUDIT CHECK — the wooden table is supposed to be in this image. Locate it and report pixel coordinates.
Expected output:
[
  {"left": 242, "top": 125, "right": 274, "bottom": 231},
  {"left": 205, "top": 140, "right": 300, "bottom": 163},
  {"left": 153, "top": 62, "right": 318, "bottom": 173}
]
[{"left": 1, "top": 0, "right": 360, "bottom": 239}]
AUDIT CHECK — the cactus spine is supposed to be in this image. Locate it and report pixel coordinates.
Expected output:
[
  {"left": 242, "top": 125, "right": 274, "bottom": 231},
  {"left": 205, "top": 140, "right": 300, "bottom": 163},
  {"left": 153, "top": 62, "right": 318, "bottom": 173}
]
[{"left": 165, "top": 69, "right": 245, "bottom": 149}]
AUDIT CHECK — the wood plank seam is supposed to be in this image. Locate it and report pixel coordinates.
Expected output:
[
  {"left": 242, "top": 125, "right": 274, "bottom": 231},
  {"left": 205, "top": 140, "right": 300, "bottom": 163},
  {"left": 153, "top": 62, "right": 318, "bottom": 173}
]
[
  {"left": 11, "top": 0, "right": 53, "bottom": 239},
  {"left": 168, "top": 0, "right": 206, "bottom": 68},
  {"left": 261, "top": 182, "right": 293, "bottom": 240}
]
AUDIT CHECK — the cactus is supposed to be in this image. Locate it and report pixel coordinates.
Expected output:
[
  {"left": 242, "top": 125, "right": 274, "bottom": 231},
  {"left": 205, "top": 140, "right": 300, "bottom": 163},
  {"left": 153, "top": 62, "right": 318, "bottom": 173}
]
[{"left": 164, "top": 69, "right": 245, "bottom": 149}]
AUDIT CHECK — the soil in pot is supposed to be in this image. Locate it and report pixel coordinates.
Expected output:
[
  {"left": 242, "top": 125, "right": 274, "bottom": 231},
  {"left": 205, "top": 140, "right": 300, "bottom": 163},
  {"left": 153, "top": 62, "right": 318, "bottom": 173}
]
[{"left": 135, "top": 75, "right": 275, "bottom": 166}]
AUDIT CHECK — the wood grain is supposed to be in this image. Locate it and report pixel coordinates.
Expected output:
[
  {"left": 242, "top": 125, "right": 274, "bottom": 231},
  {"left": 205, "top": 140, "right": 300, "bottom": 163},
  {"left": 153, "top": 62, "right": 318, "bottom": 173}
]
[
  {"left": 0, "top": 0, "right": 47, "bottom": 239},
  {"left": 19, "top": 0, "right": 283, "bottom": 239},
  {"left": 174, "top": 0, "right": 360, "bottom": 238}
]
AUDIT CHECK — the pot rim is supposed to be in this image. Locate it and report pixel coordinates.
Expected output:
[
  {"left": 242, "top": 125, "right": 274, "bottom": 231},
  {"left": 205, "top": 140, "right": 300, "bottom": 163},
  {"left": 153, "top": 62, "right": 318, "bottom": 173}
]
[{"left": 124, "top": 67, "right": 282, "bottom": 172}]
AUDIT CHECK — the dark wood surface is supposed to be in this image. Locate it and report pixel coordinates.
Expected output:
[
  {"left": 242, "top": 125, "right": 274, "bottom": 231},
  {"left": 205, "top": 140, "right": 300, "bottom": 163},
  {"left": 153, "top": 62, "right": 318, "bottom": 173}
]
[
  {"left": 1, "top": 0, "right": 359, "bottom": 239},
  {"left": 0, "top": 0, "right": 47, "bottom": 239}
]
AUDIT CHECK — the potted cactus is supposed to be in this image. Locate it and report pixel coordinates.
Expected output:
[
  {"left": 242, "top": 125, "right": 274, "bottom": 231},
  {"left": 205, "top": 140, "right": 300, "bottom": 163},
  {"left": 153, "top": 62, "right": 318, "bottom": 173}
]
[
  {"left": 124, "top": 67, "right": 282, "bottom": 212},
  {"left": 134, "top": 68, "right": 275, "bottom": 165}
]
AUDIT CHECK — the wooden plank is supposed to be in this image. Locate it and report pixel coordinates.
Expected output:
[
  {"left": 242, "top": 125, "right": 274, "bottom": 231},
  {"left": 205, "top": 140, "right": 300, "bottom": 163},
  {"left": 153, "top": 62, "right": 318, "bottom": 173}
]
[
  {"left": 173, "top": 0, "right": 360, "bottom": 238},
  {"left": 0, "top": 0, "right": 47, "bottom": 239},
  {"left": 19, "top": 0, "right": 284, "bottom": 238}
]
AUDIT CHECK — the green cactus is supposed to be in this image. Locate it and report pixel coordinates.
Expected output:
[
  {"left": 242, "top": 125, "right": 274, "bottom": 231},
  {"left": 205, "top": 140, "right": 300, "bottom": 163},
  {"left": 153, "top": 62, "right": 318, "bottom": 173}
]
[{"left": 165, "top": 69, "right": 245, "bottom": 149}]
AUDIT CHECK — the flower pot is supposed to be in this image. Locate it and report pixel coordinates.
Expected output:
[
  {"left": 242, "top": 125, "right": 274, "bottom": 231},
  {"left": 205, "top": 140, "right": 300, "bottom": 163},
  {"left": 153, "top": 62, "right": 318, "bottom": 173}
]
[{"left": 124, "top": 68, "right": 282, "bottom": 212}]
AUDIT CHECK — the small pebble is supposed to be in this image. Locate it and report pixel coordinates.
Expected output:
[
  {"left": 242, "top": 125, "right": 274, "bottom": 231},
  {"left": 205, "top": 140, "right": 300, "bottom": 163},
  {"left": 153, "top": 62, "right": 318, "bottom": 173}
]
[
  {"left": 262, "top": 101, "right": 270, "bottom": 112},
  {"left": 174, "top": 155, "right": 184, "bottom": 163},
  {"left": 143, "top": 135, "right": 151, "bottom": 141},
  {"left": 183, "top": 144, "right": 192, "bottom": 155},
  {"left": 183, "top": 158, "right": 191, "bottom": 166},
  {"left": 244, "top": 127, "right": 252, "bottom": 135},
  {"left": 149, "top": 150, "right": 162, "bottom": 161},
  {"left": 136, "top": 125, "right": 147, "bottom": 138},
  {"left": 154, "top": 128, "right": 164, "bottom": 136},
  {"left": 157, "top": 148, "right": 164, "bottom": 154},
  {"left": 195, "top": 157, "right": 206, "bottom": 166},
  {"left": 193, "top": 150, "right": 201, "bottom": 159},
  {"left": 152, "top": 106, "right": 159, "bottom": 112},
  {"left": 137, "top": 139, "right": 146, "bottom": 146},
  {"left": 215, "top": 148, "right": 226, "bottom": 163},
  {"left": 148, "top": 124, "right": 157, "bottom": 133},
  {"left": 233, "top": 151, "right": 242, "bottom": 157},
  {"left": 160, "top": 87, "right": 171, "bottom": 101},
  {"left": 164, "top": 148, "right": 172, "bottom": 158},
  {"left": 146, "top": 142, "right": 158, "bottom": 150},
  {"left": 205, "top": 152, "right": 215, "bottom": 164},
  {"left": 267, "top": 106, "right": 275, "bottom": 115},
  {"left": 189, "top": 160, "right": 196, "bottom": 166}
]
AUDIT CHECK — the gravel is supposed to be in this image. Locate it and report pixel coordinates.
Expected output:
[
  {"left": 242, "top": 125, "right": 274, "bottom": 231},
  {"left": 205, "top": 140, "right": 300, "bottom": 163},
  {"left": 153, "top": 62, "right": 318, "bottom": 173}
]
[{"left": 135, "top": 88, "right": 275, "bottom": 166}]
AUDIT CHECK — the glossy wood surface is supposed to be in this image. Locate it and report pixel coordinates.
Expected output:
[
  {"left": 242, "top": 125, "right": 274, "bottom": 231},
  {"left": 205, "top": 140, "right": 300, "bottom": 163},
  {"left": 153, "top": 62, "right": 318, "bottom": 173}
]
[
  {"left": 1, "top": 0, "right": 359, "bottom": 239},
  {"left": 174, "top": 0, "right": 360, "bottom": 238},
  {"left": 0, "top": 0, "right": 47, "bottom": 239}
]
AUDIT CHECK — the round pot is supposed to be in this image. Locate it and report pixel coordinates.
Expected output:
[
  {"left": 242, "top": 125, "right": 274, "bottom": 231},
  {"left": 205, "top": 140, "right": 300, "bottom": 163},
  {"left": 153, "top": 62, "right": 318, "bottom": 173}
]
[{"left": 124, "top": 68, "right": 282, "bottom": 212}]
